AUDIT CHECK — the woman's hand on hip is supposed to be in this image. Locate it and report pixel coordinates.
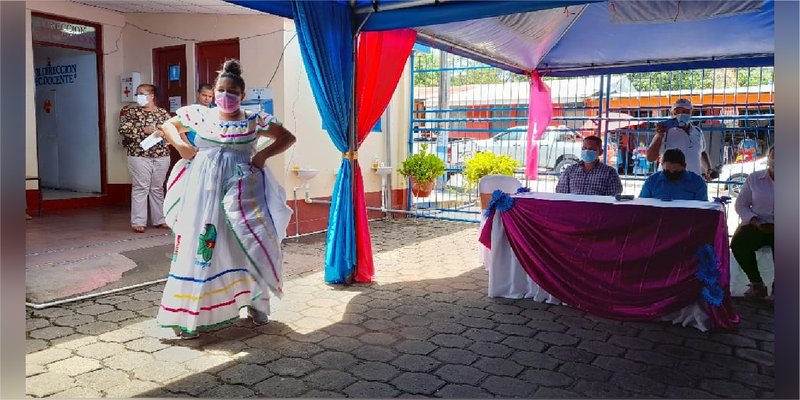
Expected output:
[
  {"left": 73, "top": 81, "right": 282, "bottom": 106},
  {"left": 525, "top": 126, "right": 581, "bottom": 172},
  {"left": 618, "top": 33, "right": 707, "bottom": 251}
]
[
  {"left": 251, "top": 154, "right": 267, "bottom": 169},
  {"left": 177, "top": 143, "right": 198, "bottom": 160}
]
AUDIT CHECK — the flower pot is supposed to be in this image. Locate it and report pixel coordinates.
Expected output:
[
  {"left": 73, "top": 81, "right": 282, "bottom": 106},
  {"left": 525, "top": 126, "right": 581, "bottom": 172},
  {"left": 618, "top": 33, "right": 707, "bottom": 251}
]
[{"left": 410, "top": 178, "right": 434, "bottom": 197}]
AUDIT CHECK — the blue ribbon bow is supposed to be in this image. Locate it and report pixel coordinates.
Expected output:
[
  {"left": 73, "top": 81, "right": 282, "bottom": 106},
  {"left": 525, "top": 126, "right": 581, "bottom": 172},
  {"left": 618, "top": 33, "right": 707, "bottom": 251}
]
[
  {"left": 694, "top": 244, "right": 723, "bottom": 307},
  {"left": 484, "top": 189, "right": 515, "bottom": 217},
  {"left": 713, "top": 196, "right": 731, "bottom": 205}
]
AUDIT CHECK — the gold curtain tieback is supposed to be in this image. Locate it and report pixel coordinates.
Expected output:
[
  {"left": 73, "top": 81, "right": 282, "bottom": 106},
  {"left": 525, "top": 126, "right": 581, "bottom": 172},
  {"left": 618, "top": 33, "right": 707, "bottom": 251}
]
[{"left": 342, "top": 151, "right": 358, "bottom": 160}]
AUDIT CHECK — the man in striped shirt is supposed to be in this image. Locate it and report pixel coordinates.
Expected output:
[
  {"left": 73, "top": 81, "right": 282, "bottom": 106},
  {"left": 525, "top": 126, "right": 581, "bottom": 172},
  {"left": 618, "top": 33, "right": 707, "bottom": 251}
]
[{"left": 555, "top": 136, "right": 623, "bottom": 196}]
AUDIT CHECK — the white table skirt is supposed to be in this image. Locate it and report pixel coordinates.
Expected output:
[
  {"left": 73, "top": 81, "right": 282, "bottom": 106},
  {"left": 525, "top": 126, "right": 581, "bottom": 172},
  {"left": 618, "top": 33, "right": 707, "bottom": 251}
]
[{"left": 486, "top": 214, "right": 713, "bottom": 331}]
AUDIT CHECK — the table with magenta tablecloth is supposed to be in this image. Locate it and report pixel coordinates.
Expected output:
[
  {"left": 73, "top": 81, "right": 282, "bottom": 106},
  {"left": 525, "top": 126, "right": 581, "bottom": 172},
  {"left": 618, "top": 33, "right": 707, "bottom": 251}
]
[{"left": 479, "top": 191, "right": 740, "bottom": 331}]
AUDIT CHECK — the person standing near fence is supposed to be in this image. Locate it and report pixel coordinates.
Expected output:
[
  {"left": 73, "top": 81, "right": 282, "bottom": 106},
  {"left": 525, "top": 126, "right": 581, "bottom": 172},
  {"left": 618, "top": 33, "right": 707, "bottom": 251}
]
[
  {"left": 646, "top": 98, "right": 713, "bottom": 180},
  {"left": 119, "top": 84, "right": 172, "bottom": 234}
]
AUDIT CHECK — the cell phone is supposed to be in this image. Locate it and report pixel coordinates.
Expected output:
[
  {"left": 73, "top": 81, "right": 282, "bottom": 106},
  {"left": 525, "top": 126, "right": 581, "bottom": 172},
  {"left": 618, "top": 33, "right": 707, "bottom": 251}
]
[
  {"left": 615, "top": 194, "right": 634, "bottom": 201},
  {"left": 657, "top": 118, "right": 679, "bottom": 131}
]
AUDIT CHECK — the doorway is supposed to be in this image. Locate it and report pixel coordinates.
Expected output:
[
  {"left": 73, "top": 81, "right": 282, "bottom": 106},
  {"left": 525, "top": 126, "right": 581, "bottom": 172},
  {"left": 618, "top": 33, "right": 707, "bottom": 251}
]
[
  {"left": 152, "top": 45, "right": 187, "bottom": 113},
  {"left": 196, "top": 38, "right": 240, "bottom": 93},
  {"left": 32, "top": 14, "right": 104, "bottom": 200}
]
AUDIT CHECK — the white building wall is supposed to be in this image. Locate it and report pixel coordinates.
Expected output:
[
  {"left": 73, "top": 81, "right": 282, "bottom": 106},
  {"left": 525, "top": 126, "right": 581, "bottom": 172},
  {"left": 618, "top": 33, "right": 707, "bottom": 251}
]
[
  {"left": 25, "top": 2, "right": 412, "bottom": 198},
  {"left": 25, "top": 1, "right": 126, "bottom": 189}
]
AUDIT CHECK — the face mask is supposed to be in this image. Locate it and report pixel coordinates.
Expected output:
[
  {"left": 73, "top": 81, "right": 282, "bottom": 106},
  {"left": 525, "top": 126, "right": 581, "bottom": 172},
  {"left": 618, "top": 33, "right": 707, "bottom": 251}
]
[
  {"left": 215, "top": 91, "right": 241, "bottom": 113},
  {"left": 676, "top": 113, "right": 691, "bottom": 126},
  {"left": 663, "top": 170, "right": 685, "bottom": 181},
  {"left": 136, "top": 94, "right": 149, "bottom": 107},
  {"left": 580, "top": 149, "right": 598, "bottom": 163}
]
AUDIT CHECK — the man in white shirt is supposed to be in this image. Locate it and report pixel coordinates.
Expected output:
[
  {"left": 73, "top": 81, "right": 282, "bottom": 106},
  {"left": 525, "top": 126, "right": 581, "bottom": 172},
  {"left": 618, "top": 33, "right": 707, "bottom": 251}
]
[
  {"left": 646, "top": 98, "right": 712, "bottom": 180},
  {"left": 731, "top": 146, "right": 774, "bottom": 300}
]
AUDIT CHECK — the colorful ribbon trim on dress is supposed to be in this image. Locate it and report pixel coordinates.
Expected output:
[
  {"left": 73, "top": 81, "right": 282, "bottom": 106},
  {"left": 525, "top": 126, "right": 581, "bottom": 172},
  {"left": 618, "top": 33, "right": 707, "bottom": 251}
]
[
  {"left": 695, "top": 244, "right": 724, "bottom": 307},
  {"left": 160, "top": 290, "right": 252, "bottom": 315},
  {"left": 237, "top": 176, "right": 281, "bottom": 284},
  {"left": 168, "top": 268, "right": 248, "bottom": 283},
  {"left": 173, "top": 278, "right": 255, "bottom": 300}
]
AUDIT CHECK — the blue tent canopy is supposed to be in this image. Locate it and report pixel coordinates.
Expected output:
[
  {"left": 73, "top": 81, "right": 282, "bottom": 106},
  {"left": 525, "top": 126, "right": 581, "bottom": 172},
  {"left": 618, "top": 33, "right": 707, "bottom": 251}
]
[
  {"left": 227, "top": 0, "right": 774, "bottom": 76},
  {"left": 223, "top": 0, "right": 775, "bottom": 283}
]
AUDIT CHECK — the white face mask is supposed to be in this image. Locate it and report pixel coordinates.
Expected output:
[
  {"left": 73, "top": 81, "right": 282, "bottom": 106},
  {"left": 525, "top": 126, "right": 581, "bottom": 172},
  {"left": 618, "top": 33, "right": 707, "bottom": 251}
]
[
  {"left": 675, "top": 113, "right": 691, "bottom": 126},
  {"left": 136, "top": 94, "right": 149, "bottom": 107}
]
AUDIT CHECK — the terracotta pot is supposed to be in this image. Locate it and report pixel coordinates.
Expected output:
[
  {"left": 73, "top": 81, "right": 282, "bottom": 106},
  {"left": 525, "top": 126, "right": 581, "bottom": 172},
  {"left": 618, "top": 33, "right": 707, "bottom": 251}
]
[{"left": 410, "top": 178, "right": 434, "bottom": 197}]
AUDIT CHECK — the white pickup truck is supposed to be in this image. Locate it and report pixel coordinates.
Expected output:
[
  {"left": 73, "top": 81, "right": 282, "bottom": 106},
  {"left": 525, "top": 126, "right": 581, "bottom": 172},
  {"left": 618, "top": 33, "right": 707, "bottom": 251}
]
[
  {"left": 452, "top": 125, "right": 616, "bottom": 175},
  {"left": 718, "top": 156, "right": 768, "bottom": 197}
]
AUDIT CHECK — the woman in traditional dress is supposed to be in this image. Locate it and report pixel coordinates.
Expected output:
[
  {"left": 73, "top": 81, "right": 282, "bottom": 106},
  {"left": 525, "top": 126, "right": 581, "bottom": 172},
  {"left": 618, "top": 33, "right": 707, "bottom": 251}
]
[{"left": 156, "top": 60, "right": 295, "bottom": 338}]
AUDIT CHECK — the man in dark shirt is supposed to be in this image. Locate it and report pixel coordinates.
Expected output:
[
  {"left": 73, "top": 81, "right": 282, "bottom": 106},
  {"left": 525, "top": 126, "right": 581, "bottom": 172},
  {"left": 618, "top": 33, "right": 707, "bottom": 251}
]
[{"left": 639, "top": 149, "right": 708, "bottom": 201}]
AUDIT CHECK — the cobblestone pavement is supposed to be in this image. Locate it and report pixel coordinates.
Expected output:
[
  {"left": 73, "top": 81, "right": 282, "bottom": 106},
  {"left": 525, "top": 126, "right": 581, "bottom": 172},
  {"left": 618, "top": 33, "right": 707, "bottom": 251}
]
[{"left": 26, "top": 219, "right": 774, "bottom": 398}]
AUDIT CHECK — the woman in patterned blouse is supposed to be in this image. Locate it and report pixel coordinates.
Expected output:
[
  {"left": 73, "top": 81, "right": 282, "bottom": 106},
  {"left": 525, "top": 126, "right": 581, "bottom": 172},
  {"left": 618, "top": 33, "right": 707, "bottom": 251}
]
[{"left": 118, "top": 83, "right": 172, "bottom": 233}]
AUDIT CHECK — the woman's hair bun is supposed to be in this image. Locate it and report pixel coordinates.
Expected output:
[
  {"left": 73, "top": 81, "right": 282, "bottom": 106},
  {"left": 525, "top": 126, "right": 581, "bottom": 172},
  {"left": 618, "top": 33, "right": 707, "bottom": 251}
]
[{"left": 221, "top": 59, "right": 242, "bottom": 76}]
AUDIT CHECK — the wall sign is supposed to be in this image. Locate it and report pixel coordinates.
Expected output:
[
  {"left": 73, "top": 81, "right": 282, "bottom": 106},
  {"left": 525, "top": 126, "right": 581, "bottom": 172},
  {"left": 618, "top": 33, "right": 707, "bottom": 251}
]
[
  {"left": 35, "top": 58, "right": 78, "bottom": 86},
  {"left": 169, "top": 65, "right": 181, "bottom": 81},
  {"left": 31, "top": 15, "right": 96, "bottom": 50},
  {"left": 169, "top": 96, "right": 182, "bottom": 113}
]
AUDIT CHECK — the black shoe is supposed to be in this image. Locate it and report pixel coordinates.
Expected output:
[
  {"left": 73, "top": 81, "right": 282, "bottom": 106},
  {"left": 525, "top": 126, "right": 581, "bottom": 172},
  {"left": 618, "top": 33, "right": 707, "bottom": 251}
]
[{"left": 247, "top": 307, "right": 269, "bottom": 326}]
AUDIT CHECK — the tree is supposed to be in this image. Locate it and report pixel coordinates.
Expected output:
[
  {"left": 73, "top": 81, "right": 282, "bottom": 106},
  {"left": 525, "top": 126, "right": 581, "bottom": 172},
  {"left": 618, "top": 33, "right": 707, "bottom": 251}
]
[
  {"left": 413, "top": 50, "right": 528, "bottom": 87},
  {"left": 626, "top": 67, "right": 774, "bottom": 91}
]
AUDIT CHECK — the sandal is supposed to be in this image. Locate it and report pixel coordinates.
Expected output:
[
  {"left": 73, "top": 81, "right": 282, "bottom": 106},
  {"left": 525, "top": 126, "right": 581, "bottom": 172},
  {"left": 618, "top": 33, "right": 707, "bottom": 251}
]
[
  {"left": 155, "top": 223, "right": 170, "bottom": 229},
  {"left": 171, "top": 327, "right": 199, "bottom": 339},
  {"left": 743, "top": 282, "right": 768, "bottom": 300},
  {"left": 132, "top": 226, "right": 145, "bottom": 233}
]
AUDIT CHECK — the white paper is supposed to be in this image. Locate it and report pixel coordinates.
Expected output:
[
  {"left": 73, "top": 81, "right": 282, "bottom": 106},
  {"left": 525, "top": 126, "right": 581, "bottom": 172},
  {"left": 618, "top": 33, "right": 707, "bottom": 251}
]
[
  {"left": 169, "top": 96, "right": 181, "bottom": 113},
  {"left": 140, "top": 132, "right": 163, "bottom": 150}
]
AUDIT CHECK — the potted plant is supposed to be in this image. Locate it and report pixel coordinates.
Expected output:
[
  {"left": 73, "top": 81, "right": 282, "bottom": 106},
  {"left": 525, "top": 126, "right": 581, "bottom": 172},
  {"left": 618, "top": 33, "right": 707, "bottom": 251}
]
[
  {"left": 463, "top": 151, "right": 520, "bottom": 208},
  {"left": 463, "top": 151, "right": 520, "bottom": 187},
  {"left": 398, "top": 143, "right": 446, "bottom": 197}
]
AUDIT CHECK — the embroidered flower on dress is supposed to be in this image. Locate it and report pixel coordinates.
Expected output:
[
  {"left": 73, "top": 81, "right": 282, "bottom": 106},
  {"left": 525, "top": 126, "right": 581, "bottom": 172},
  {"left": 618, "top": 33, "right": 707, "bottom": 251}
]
[{"left": 197, "top": 224, "right": 217, "bottom": 263}]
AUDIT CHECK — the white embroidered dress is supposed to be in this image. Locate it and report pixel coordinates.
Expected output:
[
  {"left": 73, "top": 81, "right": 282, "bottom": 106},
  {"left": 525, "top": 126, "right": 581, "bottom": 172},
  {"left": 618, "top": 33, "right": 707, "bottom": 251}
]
[{"left": 157, "top": 105, "right": 292, "bottom": 334}]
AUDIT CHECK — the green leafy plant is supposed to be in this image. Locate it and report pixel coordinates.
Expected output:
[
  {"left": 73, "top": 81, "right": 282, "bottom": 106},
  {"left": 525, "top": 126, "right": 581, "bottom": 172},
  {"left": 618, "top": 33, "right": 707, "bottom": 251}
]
[
  {"left": 398, "top": 143, "right": 446, "bottom": 184},
  {"left": 463, "top": 151, "right": 520, "bottom": 187}
]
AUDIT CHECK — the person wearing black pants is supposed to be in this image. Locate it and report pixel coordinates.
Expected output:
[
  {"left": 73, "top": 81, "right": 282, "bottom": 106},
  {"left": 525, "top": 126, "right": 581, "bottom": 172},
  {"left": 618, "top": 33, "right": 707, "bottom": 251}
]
[{"left": 731, "top": 146, "right": 774, "bottom": 300}]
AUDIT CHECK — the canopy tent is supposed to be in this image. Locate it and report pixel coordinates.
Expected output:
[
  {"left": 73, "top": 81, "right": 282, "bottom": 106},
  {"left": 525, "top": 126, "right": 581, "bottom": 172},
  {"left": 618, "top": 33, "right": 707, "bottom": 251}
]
[
  {"left": 225, "top": 0, "right": 774, "bottom": 284},
  {"left": 229, "top": 0, "right": 774, "bottom": 76}
]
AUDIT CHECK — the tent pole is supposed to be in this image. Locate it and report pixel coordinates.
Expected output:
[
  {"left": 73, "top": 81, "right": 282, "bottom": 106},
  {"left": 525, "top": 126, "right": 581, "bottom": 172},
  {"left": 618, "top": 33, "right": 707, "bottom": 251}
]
[
  {"left": 603, "top": 73, "right": 612, "bottom": 165},
  {"left": 348, "top": 7, "right": 370, "bottom": 283}
]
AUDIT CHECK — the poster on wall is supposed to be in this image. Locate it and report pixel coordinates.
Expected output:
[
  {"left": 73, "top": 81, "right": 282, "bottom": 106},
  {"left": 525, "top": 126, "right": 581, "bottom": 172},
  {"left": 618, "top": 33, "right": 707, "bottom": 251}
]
[{"left": 169, "top": 96, "right": 182, "bottom": 113}]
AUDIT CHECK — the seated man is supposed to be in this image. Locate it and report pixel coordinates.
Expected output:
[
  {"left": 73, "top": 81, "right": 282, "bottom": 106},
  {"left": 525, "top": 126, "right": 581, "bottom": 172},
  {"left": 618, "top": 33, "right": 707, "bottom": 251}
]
[
  {"left": 639, "top": 149, "right": 708, "bottom": 201},
  {"left": 731, "top": 146, "right": 774, "bottom": 300},
  {"left": 555, "top": 135, "right": 622, "bottom": 196}
]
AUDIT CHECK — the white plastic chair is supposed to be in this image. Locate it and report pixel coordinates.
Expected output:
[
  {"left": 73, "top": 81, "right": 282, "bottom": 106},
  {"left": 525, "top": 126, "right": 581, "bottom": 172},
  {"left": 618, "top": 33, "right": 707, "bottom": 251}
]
[{"left": 478, "top": 175, "right": 522, "bottom": 267}]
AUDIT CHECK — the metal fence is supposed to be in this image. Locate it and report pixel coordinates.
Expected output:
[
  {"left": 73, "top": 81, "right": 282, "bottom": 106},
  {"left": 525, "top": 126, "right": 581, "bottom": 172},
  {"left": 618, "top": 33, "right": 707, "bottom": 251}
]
[{"left": 407, "top": 46, "right": 774, "bottom": 223}]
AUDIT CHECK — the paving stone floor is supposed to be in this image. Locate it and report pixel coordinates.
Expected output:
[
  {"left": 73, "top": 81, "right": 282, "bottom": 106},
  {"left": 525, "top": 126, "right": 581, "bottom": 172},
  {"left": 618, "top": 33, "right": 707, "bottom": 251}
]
[{"left": 26, "top": 218, "right": 774, "bottom": 398}]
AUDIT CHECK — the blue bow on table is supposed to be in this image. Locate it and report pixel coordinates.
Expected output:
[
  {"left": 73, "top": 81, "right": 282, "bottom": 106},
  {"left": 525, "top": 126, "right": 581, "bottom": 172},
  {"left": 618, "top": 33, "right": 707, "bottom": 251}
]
[
  {"left": 484, "top": 189, "right": 515, "bottom": 217},
  {"left": 713, "top": 196, "right": 731, "bottom": 205},
  {"left": 695, "top": 244, "right": 723, "bottom": 307},
  {"left": 712, "top": 195, "right": 732, "bottom": 216}
]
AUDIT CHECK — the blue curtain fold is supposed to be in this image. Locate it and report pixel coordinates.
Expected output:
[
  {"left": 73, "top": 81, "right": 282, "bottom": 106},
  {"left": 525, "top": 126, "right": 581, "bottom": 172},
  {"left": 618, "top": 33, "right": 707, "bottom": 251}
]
[{"left": 291, "top": 1, "right": 356, "bottom": 283}]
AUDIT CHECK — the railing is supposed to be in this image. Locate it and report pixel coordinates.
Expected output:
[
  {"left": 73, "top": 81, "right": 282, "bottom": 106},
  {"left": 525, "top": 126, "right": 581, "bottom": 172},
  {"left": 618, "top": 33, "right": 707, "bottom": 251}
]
[{"left": 407, "top": 46, "right": 774, "bottom": 223}]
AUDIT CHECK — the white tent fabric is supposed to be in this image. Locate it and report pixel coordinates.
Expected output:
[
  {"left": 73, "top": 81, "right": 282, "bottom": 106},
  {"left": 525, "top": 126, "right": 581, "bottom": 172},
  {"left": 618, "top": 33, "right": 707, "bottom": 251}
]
[{"left": 415, "top": 0, "right": 773, "bottom": 75}]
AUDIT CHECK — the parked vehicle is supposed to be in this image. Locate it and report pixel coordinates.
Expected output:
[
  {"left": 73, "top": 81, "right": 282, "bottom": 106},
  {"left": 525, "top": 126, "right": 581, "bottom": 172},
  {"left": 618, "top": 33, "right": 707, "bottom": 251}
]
[
  {"left": 453, "top": 125, "right": 617, "bottom": 175},
  {"left": 718, "top": 156, "right": 768, "bottom": 197}
]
